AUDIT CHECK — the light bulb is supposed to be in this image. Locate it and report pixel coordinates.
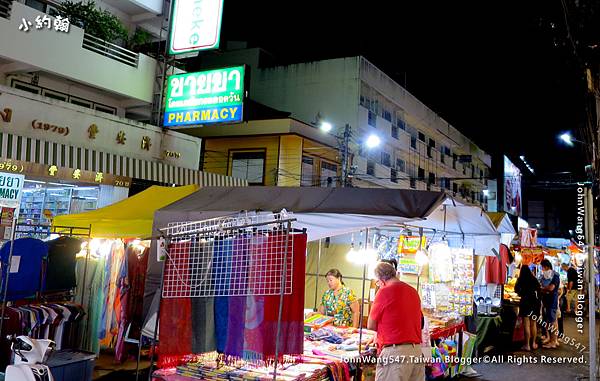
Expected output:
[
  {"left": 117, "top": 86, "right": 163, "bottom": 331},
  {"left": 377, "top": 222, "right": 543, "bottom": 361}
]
[{"left": 415, "top": 249, "right": 429, "bottom": 266}]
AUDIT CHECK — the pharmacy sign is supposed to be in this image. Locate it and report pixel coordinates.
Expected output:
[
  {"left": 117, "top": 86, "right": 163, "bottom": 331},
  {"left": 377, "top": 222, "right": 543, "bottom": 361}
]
[
  {"left": 164, "top": 66, "right": 245, "bottom": 127},
  {"left": 169, "top": 0, "right": 224, "bottom": 55}
]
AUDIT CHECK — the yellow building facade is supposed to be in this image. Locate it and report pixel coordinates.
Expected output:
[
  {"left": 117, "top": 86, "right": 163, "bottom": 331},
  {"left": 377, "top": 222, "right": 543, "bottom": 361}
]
[{"left": 180, "top": 118, "right": 342, "bottom": 187}]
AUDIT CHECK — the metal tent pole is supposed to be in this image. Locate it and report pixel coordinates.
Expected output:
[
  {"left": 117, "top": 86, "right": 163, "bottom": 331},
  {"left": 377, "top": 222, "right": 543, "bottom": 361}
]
[
  {"left": 273, "top": 222, "right": 292, "bottom": 381},
  {"left": 358, "top": 228, "right": 369, "bottom": 354},
  {"left": 0, "top": 216, "right": 17, "bottom": 338},
  {"left": 314, "top": 238, "right": 321, "bottom": 310},
  {"left": 148, "top": 238, "right": 168, "bottom": 381}
]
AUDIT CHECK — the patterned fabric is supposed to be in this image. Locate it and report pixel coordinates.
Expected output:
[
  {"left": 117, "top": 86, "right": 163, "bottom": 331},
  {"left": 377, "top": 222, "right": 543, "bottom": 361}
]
[
  {"left": 159, "top": 232, "right": 307, "bottom": 367},
  {"left": 321, "top": 286, "right": 357, "bottom": 326}
]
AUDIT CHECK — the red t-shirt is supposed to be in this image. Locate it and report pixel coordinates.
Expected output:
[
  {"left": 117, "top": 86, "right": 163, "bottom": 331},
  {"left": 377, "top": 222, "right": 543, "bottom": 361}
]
[{"left": 370, "top": 281, "right": 422, "bottom": 349}]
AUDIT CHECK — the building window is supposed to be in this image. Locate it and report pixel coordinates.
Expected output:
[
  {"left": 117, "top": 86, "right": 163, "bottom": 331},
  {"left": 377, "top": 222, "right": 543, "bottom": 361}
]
[
  {"left": 382, "top": 109, "right": 392, "bottom": 122},
  {"left": 480, "top": 169, "right": 484, "bottom": 180},
  {"left": 321, "top": 161, "right": 338, "bottom": 187},
  {"left": 429, "top": 138, "right": 436, "bottom": 148},
  {"left": 381, "top": 152, "right": 391, "bottom": 167},
  {"left": 391, "top": 168, "right": 398, "bottom": 183},
  {"left": 367, "top": 160, "right": 375, "bottom": 176},
  {"left": 453, "top": 182, "right": 458, "bottom": 194},
  {"left": 410, "top": 136, "right": 417, "bottom": 149},
  {"left": 453, "top": 154, "right": 457, "bottom": 169},
  {"left": 410, "top": 178, "right": 416, "bottom": 188},
  {"left": 391, "top": 126, "right": 399, "bottom": 139},
  {"left": 418, "top": 167, "right": 425, "bottom": 181},
  {"left": 70, "top": 97, "right": 93, "bottom": 109},
  {"left": 427, "top": 146, "right": 433, "bottom": 159},
  {"left": 397, "top": 119, "right": 406, "bottom": 130},
  {"left": 230, "top": 151, "right": 266, "bottom": 185},
  {"left": 368, "top": 111, "right": 377, "bottom": 127},
  {"left": 301, "top": 156, "right": 314, "bottom": 187},
  {"left": 418, "top": 132, "right": 426, "bottom": 142},
  {"left": 441, "top": 153, "right": 445, "bottom": 164},
  {"left": 396, "top": 159, "right": 405, "bottom": 172},
  {"left": 428, "top": 172, "right": 435, "bottom": 185}
]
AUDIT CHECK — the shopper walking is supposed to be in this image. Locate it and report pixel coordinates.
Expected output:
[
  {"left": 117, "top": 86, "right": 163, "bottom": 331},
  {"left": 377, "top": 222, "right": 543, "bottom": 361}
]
[
  {"left": 368, "top": 262, "right": 424, "bottom": 381},
  {"left": 561, "top": 262, "right": 578, "bottom": 313},
  {"left": 514, "top": 265, "right": 541, "bottom": 351},
  {"left": 540, "top": 259, "right": 560, "bottom": 349}
]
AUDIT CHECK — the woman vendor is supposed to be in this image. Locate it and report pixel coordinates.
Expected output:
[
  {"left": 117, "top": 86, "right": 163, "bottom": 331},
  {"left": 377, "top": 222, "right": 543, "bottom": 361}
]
[{"left": 313, "top": 269, "right": 360, "bottom": 327}]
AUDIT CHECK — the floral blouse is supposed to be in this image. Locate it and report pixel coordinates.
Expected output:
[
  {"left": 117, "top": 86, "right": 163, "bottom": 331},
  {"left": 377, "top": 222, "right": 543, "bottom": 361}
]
[{"left": 321, "top": 286, "right": 357, "bottom": 326}]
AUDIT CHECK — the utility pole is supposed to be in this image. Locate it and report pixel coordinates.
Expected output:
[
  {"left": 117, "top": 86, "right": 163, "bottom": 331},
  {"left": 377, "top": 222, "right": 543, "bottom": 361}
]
[
  {"left": 340, "top": 124, "right": 351, "bottom": 187},
  {"left": 586, "top": 185, "right": 596, "bottom": 380}
]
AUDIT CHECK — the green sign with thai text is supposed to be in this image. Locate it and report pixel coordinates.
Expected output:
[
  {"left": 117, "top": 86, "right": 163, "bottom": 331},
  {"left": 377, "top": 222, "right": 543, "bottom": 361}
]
[{"left": 164, "top": 66, "right": 245, "bottom": 127}]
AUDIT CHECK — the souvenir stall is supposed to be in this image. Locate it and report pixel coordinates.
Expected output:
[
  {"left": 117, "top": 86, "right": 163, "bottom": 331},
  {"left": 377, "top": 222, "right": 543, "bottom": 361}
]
[
  {"left": 51, "top": 185, "right": 198, "bottom": 367},
  {"left": 143, "top": 187, "right": 499, "bottom": 381}
]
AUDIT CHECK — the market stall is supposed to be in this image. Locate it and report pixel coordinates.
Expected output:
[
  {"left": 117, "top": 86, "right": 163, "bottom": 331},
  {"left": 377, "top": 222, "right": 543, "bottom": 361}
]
[
  {"left": 143, "top": 187, "right": 499, "bottom": 381},
  {"left": 48, "top": 185, "right": 198, "bottom": 362}
]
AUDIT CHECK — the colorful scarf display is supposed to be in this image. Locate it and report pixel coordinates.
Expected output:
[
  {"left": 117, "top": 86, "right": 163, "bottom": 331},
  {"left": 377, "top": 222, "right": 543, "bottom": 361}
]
[{"left": 159, "top": 232, "right": 307, "bottom": 368}]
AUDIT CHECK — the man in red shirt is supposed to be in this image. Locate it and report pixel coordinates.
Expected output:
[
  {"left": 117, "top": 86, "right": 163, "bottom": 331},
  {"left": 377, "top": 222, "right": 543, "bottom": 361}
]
[{"left": 368, "top": 262, "right": 424, "bottom": 381}]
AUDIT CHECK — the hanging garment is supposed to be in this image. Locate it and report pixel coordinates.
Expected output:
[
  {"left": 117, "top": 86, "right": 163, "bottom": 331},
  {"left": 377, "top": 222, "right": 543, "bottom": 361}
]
[
  {"left": 214, "top": 238, "right": 233, "bottom": 353},
  {"left": 242, "top": 232, "right": 306, "bottom": 361},
  {"left": 485, "top": 244, "right": 511, "bottom": 284},
  {"left": 99, "top": 240, "right": 126, "bottom": 348},
  {"left": 115, "top": 245, "right": 150, "bottom": 363},
  {"left": 158, "top": 241, "right": 195, "bottom": 368},
  {"left": 0, "top": 238, "right": 48, "bottom": 300},
  {"left": 45, "top": 237, "right": 81, "bottom": 291}
]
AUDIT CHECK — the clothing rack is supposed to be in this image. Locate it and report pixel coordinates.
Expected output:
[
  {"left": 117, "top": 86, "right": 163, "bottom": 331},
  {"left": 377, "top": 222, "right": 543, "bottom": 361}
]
[
  {"left": 0, "top": 224, "right": 91, "bottom": 345},
  {"left": 150, "top": 211, "right": 298, "bottom": 381}
]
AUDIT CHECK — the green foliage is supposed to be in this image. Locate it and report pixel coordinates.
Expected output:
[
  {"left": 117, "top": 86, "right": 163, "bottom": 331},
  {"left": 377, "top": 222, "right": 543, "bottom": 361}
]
[
  {"left": 53, "top": 1, "right": 129, "bottom": 44},
  {"left": 128, "top": 27, "right": 152, "bottom": 51}
]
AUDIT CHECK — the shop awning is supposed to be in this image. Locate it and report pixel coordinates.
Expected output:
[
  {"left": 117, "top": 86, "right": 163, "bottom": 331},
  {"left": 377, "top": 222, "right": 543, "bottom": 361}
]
[
  {"left": 406, "top": 199, "right": 501, "bottom": 256},
  {"left": 151, "top": 186, "right": 447, "bottom": 242},
  {"left": 486, "top": 212, "right": 516, "bottom": 235},
  {"left": 52, "top": 185, "right": 198, "bottom": 238}
]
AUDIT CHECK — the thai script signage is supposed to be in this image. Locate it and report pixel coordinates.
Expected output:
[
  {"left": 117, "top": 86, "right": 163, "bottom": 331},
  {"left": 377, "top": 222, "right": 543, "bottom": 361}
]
[{"left": 164, "top": 66, "right": 245, "bottom": 127}]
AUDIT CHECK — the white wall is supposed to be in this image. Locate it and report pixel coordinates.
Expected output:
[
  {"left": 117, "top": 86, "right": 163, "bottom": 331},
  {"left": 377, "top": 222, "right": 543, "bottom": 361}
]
[
  {"left": 252, "top": 57, "right": 361, "bottom": 133},
  {"left": 0, "top": 85, "right": 201, "bottom": 169},
  {"left": 0, "top": 2, "right": 157, "bottom": 103}
]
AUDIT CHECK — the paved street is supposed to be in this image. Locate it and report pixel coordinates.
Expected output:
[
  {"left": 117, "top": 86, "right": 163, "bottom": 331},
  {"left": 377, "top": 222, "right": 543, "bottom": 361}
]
[{"left": 458, "top": 315, "right": 599, "bottom": 381}]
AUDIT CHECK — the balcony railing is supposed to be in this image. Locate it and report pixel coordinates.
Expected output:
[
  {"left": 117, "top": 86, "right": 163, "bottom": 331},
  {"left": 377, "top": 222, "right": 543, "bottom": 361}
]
[
  {"left": 82, "top": 33, "right": 139, "bottom": 68},
  {"left": 0, "top": 0, "right": 11, "bottom": 19}
]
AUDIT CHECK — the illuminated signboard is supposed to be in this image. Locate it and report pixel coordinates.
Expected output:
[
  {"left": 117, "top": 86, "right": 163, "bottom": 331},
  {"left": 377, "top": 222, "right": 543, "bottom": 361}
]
[
  {"left": 169, "top": 0, "right": 224, "bottom": 55},
  {"left": 504, "top": 156, "right": 522, "bottom": 216},
  {"left": 164, "top": 66, "right": 245, "bottom": 127}
]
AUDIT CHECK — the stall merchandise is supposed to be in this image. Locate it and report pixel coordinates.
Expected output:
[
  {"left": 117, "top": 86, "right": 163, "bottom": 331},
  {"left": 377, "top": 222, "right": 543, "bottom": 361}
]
[
  {"left": 51, "top": 185, "right": 197, "bottom": 361},
  {"left": 144, "top": 187, "right": 500, "bottom": 381},
  {"left": 153, "top": 327, "right": 376, "bottom": 381},
  {"left": 158, "top": 229, "right": 307, "bottom": 368}
]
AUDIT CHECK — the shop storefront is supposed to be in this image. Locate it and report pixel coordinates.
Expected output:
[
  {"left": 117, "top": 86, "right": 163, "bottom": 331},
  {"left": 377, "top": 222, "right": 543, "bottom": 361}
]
[{"left": 0, "top": 88, "right": 247, "bottom": 237}]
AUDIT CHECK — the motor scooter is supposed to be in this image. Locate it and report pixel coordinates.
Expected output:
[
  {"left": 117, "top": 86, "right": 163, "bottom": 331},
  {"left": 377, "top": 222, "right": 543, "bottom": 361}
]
[{"left": 4, "top": 335, "right": 55, "bottom": 381}]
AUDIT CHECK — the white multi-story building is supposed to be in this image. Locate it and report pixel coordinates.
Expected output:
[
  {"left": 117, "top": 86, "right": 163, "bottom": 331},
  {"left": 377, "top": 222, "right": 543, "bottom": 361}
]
[
  {"left": 0, "top": 0, "right": 243, "bottom": 231},
  {"left": 201, "top": 49, "right": 491, "bottom": 208}
]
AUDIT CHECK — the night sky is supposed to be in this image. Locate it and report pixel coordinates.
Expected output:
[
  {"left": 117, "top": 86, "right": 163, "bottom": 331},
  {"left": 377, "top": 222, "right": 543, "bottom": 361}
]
[{"left": 219, "top": 0, "right": 596, "bottom": 178}]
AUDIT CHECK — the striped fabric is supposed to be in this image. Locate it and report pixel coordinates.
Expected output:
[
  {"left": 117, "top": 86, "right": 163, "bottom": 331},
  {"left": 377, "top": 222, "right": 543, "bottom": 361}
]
[{"left": 0, "top": 132, "right": 247, "bottom": 187}]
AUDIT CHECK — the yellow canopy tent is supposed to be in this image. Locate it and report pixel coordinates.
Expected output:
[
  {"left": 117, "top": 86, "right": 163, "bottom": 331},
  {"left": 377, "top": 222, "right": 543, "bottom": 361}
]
[{"left": 52, "top": 185, "right": 198, "bottom": 238}]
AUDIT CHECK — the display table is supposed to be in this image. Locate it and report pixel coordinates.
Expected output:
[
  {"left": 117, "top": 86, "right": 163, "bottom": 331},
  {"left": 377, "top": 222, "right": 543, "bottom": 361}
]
[{"left": 152, "top": 328, "right": 376, "bottom": 381}]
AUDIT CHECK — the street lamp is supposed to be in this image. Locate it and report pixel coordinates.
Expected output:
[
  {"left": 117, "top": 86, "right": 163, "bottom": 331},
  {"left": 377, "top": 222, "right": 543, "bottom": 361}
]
[
  {"left": 366, "top": 134, "right": 381, "bottom": 149},
  {"left": 319, "top": 121, "right": 381, "bottom": 187},
  {"left": 559, "top": 132, "right": 575, "bottom": 146},
  {"left": 320, "top": 122, "right": 333, "bottom": 133}
]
